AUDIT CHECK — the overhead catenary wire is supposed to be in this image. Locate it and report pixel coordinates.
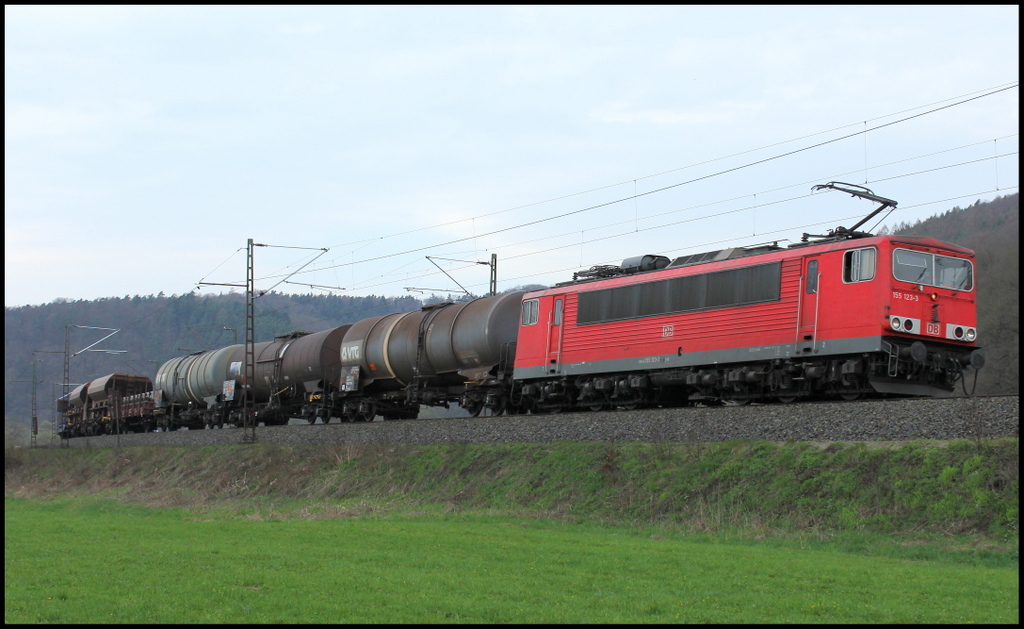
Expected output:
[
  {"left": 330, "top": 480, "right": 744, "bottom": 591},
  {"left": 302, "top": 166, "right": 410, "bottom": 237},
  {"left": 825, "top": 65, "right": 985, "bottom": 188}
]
[
  {"left": 269, "top": 147, "right": 1019, "bottom": 295},
  {"left": 486, "top": 150, "right": 1019, "bottom": 260},
  {"left": 458, "top": 185, "right": 1018, "bottom": 291},
  {"left": 196, "top": 247, "right": 244, "bottom": 287},
  {"left": 255, "top": 83, "right": 1017, "bottom": 284},
  {"left": 345, "top": 131, "right": 1017, "bottom": 266},
  {"left": 320, "top": 81, "right": 1020, "bottom": 253},
  {"left": 331, "top": 180, "right": 1020, "bottom": 297},
  {"left": 217, "top": 119, "right": 1019, "bottom": 294}
]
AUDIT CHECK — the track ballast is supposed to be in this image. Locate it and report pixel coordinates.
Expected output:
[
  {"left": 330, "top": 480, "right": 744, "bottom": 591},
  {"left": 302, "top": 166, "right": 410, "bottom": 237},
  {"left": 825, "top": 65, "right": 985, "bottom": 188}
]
[{"left": 59, "top": 394, "right": 1019, "bottom": 449}]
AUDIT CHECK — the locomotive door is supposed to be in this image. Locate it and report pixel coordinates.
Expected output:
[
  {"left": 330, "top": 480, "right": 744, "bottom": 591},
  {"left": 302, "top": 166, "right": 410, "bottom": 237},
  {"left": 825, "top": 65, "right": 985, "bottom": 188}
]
[
  {"left": 798, "top": 256, "right": 820, "bottom": 353},
  {"left": 545, "top": 296, "right": 565, "bottom": 373}
]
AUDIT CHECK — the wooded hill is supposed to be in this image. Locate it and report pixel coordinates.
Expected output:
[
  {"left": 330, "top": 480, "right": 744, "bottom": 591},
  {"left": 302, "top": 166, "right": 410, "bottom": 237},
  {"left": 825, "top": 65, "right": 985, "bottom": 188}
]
[{"left": 5, "top": 193, "right": 1018, "bottom": 431}]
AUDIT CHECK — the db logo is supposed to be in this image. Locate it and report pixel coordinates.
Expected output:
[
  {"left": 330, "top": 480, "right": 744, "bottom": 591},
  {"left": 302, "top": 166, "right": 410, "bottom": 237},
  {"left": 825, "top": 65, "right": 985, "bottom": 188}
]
[
  {"left": 926, "top": 322, "right": 941, "bottom": 336},
  {"left": 662, "top": 325, "right": 675, "bottom": 338}
]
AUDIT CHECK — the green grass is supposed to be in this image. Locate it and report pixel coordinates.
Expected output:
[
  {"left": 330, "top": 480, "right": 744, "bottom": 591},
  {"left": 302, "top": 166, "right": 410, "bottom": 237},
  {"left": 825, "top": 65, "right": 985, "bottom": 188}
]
[
  {"left": 5, "top": 497, "right": 1019, "bottom": 623},
  {"left": 5, "top": 439, "right": 1018, "bottom": 622},
  {"left": 8, "top": 439, "right": 1017, "bottom": 537}
]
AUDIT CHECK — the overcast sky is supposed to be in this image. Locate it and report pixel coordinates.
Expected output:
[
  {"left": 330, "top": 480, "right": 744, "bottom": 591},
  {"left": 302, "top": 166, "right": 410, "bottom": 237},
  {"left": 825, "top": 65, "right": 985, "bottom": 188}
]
[{"left": 5, "top": 5, "right": 1019, "bottom": 307}]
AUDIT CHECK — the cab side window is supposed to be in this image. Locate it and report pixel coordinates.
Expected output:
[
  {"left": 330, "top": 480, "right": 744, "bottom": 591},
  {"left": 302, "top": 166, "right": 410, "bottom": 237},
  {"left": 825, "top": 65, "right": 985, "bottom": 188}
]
[
  {"left": 521, "top": 299, "right": 539, "bottom": 326},
  {"left": 806, "top": 260, "right": 818, "bottom": 294},
  {"left": 843, "top": 248, "right": 876, "bottom": 283}
]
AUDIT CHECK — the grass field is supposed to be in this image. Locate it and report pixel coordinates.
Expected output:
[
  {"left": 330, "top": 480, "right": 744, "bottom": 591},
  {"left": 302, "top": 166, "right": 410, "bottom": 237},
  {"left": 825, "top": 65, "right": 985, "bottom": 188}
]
[{"left": 5, "top": 497, "right": 1019, "bottom": 623}]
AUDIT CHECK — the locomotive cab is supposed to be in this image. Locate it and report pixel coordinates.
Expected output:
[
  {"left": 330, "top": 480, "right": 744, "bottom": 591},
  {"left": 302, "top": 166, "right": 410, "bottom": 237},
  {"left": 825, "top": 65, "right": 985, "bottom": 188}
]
[{"left": 869, "top": 237, "right": 983, "bottom": 395}]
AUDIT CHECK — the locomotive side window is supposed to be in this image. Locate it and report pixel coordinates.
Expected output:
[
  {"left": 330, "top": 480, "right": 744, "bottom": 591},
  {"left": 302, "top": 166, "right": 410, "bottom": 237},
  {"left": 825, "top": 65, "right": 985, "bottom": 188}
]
[
  {"left": 893, "top": 248, "right": 973, "bottom": 291},
  {"left": 553, "top": 299, "right": 563, "bottom": 325},
  {"left": 521, "top": 299, "right": 539, "bottom": 326},
  {"left": 577, "top": 261, "right": 780, "bottom": 325},
  {"left": 843, "top": 247, "right": 876, "bottom": 283},
  {"left": 806, "top": 260, "right": 818, "bottom": 294}
]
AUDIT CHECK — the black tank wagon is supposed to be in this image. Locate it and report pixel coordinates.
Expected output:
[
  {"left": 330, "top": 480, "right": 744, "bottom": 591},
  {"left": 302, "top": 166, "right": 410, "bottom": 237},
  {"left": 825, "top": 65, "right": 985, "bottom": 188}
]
[{"left": 151, "top": 326, "right": 349, "bottom": 430}]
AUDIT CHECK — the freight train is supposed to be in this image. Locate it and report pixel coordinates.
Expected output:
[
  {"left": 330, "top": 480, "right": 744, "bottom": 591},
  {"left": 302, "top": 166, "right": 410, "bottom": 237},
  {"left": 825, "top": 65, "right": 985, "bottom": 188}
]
[{"left": 58, "top": 184, "right": 985, "bottom": 437}]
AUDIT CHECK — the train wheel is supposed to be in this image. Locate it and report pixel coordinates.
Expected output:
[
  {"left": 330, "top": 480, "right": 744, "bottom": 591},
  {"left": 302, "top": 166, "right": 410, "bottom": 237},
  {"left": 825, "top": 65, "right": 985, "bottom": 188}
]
[
  {"left": 840, "top": 392, "right": 861, "bottom": 401},
  {"left": 483, "top": 398, "right": 508, "bottom": 417},
  {"left": 777, "top": 395, "right": 797, "bottom": 404},
  {"left": 584, "top": 399, "right": 606, "bottom": 412},
  {"left": 617, "top": 394, "right": 644, "bottom": 411},
  {"left": 356, "top": 403, "right": 376, "bottom": 422}
]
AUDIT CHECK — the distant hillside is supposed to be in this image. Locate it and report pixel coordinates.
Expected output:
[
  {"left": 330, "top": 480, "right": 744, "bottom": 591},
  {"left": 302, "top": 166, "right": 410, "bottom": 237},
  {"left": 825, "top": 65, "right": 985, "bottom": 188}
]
[
  {"left": 881, "top": 192, "right": 1019, "bottom": 395},
  {"left": 879, "top": 193, "right": 1019, "bottom": 251}
]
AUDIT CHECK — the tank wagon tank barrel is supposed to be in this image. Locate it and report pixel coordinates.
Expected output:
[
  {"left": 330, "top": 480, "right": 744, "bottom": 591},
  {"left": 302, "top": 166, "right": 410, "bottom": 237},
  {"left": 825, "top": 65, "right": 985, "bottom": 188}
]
[
  {"left": 278, "top": 326, "right": 350, "bottom": 393},
  {"left": 341, "top": 292, "right": 525, "bottom": 388},
  {"left": 334, "top": 291, "right": 526, "bottom": 420}
]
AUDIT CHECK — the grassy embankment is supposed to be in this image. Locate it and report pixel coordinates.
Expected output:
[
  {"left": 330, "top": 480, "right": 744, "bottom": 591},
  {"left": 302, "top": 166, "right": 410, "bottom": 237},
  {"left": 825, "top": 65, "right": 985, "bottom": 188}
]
[{"left": 5, "top": 439, "right": 1019, "bottom": 623}]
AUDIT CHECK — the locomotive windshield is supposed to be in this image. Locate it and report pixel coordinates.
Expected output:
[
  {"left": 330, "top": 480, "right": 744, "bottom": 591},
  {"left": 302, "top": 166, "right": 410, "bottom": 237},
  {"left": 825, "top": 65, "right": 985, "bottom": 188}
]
[{"left": 892, "top": 248, "right": 973, "bottom": 291}]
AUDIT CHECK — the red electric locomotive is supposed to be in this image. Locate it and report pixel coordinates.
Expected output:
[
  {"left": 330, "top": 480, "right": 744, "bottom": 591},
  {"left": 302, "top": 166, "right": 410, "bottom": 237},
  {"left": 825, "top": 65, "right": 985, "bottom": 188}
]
[{"left": 511, "top": 183, "right": 984, "bottom": 411}]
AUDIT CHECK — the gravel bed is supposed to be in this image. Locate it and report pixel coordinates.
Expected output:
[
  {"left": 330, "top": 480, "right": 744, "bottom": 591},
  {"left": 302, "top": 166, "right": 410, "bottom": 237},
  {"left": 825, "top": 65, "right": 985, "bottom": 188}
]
[{"left": 63, "top": 395, "right": 1019, "bottom": 449}]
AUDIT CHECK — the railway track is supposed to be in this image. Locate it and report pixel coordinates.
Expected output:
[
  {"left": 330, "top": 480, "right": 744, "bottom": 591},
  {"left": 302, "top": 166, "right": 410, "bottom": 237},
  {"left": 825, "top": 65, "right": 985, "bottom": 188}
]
[{"left": 60, "top": 394, "right": 1018, "bottom": 449}]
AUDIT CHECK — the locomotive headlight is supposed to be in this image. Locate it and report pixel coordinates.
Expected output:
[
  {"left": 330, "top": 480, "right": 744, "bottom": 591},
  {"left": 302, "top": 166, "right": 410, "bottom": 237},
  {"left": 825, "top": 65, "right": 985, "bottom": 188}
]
[
  {"left": 903, "top": 319, "right": 914, "bottom": 332},
  {"left": 890, "top": 317, "right": 902, "bottom": 331},
  {"left": 946, "top": 323, "right": 978, "bottom": 342}
]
